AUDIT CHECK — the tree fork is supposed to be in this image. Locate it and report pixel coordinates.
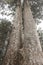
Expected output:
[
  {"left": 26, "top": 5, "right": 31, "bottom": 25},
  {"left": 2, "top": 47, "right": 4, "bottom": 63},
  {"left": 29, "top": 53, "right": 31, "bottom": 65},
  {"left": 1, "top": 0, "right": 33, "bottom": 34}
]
[{"left": 2, "top": 0, "right": 43, "bottom": 65}]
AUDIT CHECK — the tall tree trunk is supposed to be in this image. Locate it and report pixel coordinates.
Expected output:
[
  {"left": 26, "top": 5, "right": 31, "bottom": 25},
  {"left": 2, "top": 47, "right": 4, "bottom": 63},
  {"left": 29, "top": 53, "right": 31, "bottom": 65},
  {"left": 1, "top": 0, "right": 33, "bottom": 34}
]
[
  {"left": 2, "top": 0, "right": 22, "bottom": 65},
  {"left": 2, "top": 0, "right": 43, "bottom": 65},
  {"left": 23, "top": 0, "right": 43, "bottom": 65}
]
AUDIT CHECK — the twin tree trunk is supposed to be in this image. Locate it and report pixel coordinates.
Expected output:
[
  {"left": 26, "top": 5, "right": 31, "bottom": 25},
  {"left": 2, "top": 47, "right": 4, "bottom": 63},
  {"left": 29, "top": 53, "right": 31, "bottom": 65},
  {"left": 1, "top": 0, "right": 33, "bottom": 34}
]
[{"left": 3, "top": 0, "right": 43, "bottom": 65}]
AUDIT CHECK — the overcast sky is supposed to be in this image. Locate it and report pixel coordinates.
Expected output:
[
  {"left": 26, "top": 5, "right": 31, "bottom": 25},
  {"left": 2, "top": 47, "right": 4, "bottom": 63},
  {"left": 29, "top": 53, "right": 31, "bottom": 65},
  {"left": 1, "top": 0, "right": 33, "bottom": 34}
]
[{"left": 0, "top": 4, "right": 14, "bottom": 22}]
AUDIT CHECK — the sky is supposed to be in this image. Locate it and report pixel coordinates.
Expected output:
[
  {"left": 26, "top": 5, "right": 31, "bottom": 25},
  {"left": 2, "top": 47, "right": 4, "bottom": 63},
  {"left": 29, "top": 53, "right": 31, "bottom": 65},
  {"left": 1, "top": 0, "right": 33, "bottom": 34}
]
[
  {"left": 0, "top": 4, "right": 14, "bottom": 22},
  {"left": 36, "top": 19, "right": 43, "bottom": 30}
]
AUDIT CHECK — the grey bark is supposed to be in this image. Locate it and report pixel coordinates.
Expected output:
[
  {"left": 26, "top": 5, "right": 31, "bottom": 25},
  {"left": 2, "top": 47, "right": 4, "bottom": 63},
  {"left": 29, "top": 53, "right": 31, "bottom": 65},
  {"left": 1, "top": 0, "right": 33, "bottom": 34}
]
[
  {"left": 2, "top": 0, "right": 43, "bottom": 65},
  {"left": 23, "top": 0, "right": 43, "bottom": 65},
  {"left": 2, "top": 0, "right": 23, "bottom": 65}
]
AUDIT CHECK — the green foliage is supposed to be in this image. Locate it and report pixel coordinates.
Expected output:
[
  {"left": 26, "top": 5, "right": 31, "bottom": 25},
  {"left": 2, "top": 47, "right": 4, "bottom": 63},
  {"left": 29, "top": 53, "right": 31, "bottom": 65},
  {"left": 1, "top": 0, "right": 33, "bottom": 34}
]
[
  {"left": 0, "top": 19, "right": 11, "bottom": 41},
  {"left": 5, "top": 0, "right": 17, "bottom": 6},
  {"left": 29, "top": 0, "right": 41, "bottom": 18},
  {"left": 0, "top": 19, "right": 12, "bottom": 65},
  {"left": 37, "top": 29, "right": 43, "bottom": 51},
  {"left": 5, "top": 0, "right": 14, "bottom": 4}
]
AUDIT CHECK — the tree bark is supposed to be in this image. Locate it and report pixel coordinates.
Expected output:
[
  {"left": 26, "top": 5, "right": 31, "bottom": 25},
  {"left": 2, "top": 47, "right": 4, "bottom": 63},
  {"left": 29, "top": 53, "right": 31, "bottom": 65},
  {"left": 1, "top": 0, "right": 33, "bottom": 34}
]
[
  {"left": 23, "top": 0, "right": 43, "bottom": 65},
  {"left": 2, "top": 0, "right": 23, "bottom": 65},
  {"left": 2, "top": 0, "right": 43, "bottom": 65}
]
